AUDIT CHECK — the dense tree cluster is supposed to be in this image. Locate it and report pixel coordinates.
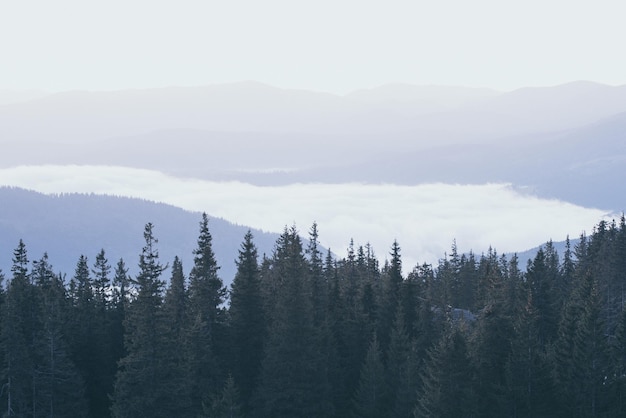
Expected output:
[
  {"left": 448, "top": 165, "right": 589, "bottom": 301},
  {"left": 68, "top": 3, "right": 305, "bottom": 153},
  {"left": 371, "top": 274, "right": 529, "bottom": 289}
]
[{"left": 1, "top": 213, "right": 626, "bottom": 417}]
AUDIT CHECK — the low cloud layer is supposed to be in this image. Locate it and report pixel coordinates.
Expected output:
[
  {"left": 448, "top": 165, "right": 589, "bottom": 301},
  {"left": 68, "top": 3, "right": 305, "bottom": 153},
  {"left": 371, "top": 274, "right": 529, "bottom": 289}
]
[{"left": 0, "top": 165, "right": 612, "bottom": 269}]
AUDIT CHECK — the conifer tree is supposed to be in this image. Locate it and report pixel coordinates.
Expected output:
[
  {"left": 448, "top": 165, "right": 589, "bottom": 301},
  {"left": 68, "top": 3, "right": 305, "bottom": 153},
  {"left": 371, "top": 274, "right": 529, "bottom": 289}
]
[
  {"left": 110, "top": 259, "right": 129, "bottom": 371},
  {"left": 189, "top": 213, "right": 226, "bottom": 333},
  {"left": 163, "top": 256, "right": 188, "bottom": 337},
  {"left": 111, "top": 223, "right": 171, "bottom": 418},
  {"left": 187, "top": 213, "right": 225, "bottom": 414},
  {"left": 554, "top": 270, "right": 610, "bottom": 417},
  {"left": 329, "top": 242, "right": 373, "bottom": 416},
  {"left": 505, "top": 285, "right": 556, "bottom": 417},
  {"left": 353, "top": 334, "right": 386, "bottom": 418},
  {"left": 378, "top": 241, "right": 403, "bottom": 355},
  {"left": 541, "top": 241, "right": 564, "bottom": 336},
  {"left": 92, "top": 249, "right": 111, "bottom": 312},
  {"left": 559, "top": 236, "right": 575, "bottom": 300},
  {"left": 307, "top": 222, "right": 327, "bottom": 326},
  {"left": 408, "top": 263, "right": 439, "bottom": 361},
  {"left": 32, "top": 255, "right": 87, "bottom": 417},
  {"left": 416, "top": 322, "right": 473, "bottom": 418},
  {"left": 69, "top": 254, "right": 108, "bottom": 417},
  {"left": 257, "top": 226, "right": 332, "bottom": 417},
  {"left": 325, "top": 249, "right": 354, "bottom": 416},
  {"left": 386, "top": 305, "right": 419, "bottom": 418},
  {"left": 3, "top": 240, "right": 37, "bottom": 417},
  {"left": 471, "top": 249, "right": 512, "bottom": 417},
  {"left": 203, "top": 375, "right": 242, "bottom": 418},
  {"left": 228, "top": 230, "right": 264, "bottom": 413},
  {"left": 608, "top": 307, "right": 626, "bottom": 416},
  {"left": 88, "top": 250, "right": 115, "bottom": 418},
  {"left": 162, "top": 256, "right": 193, "bottom": 416}
]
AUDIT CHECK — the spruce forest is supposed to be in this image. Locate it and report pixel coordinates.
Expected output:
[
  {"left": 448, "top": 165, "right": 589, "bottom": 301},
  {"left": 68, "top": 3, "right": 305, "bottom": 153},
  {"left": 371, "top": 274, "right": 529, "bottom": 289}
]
[{"left": 3, "top": 212, "right": 626, "bottom": 418}]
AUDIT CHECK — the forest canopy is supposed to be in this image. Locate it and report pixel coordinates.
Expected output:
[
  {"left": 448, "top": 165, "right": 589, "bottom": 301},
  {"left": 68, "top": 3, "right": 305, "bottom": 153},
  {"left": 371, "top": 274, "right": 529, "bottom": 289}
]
[{"left": 1, "top": 214, "right": 626, "bottom": 417}]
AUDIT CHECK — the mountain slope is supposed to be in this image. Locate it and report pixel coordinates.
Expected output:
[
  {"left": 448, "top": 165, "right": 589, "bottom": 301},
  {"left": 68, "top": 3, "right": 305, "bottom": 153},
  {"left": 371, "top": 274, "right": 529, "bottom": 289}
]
[{"left": 0, "top": 187, "right": 280, "bottom": 285}]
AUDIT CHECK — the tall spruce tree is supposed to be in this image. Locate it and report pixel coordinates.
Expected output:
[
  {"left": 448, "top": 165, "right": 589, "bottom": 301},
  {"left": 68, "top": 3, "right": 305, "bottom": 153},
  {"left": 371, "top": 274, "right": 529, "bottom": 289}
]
[
  {"left": 228, "top": 230, "right": 264, "bottom": 413},
  {"left": 353, "top": 334, "right": 386, "bottom": 418},
  {"left": 416, "top": 321, "right": 474, "bottom": 418},
  {"left": 378, "top": 241, "right": 403, "bottom": 355},
  {"left": 505, "top": 284, "right": 556, "bottom": 417},
  {"left": 554, "top": 269, "right": 610, "bottom": 417},
  {"left": 3, "top": 240, "right": 37, "bottom": 417},
  {"left": 471, "top": 249, "right": 513, "bottom": 417},
  {"left": 386, "top": 305, "right": 420, "bottom": 418},
  {"left": 89, "top": 250, "right": 115, "bottom": 418},
  {"left": 307, "top": 222, "right": 328, "bottom": 326},
  {"left": 111, "top": 223, "right": 170, "bottom": 418},
  {"left": 163, "top": 256, "right": 188, "bottom": 338},
  {"left": 32, "top": 255, "right": 87, "bottom": 417},
  {"left": 186, "top": 213, "right": 225, "bottom": 414},
  {"left": 69, "top": 255, "right": 106, "bottom": 417},
  {"left": 257, "top": 226, "right": 332, "bottom": 417},
  {"left": 110, "top": 259, "right": 129, "bottom": 378},
  {"left": 161, "top": 256, "right": 193, "bottom": 416},
  {"left": 203, "top": 375, "right": 242, "bottom": 418}
]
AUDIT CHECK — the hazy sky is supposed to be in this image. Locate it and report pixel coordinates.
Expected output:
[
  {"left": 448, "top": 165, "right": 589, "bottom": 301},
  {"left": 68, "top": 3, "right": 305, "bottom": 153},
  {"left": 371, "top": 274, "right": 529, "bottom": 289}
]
[
  {"left": 0, "top": 165, "right": 612, "bottom": 269},
  {"left": 2, "top": 0, "right": 625, "bottom": 93}
]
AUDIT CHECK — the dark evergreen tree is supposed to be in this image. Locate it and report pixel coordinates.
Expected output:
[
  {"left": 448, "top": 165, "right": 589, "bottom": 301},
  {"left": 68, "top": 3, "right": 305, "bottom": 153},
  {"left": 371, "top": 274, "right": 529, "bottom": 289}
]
[
  {"left": 92, "top": 249, "right": 111, "bottom": 312},
  {"left": 505, "top": 285, "right": 556, "bottom": 417},
  {"left": 378, "top": 240, "right": 403, "bottom": 356},
  {"left": 416, "top": 322, "right": 474, "bottom": 418},
  {"left": 526, "top": 247, "right": 559, "bottom": 347},
  {"left": 161, "top": 256, "right": 193, "bottom": 416},
  {"left": 386, "top": 305, "right": 420, "bottom": 418},
  {"left": 111, "top": 223, "right": 172, "bottom": 418},
  {"left": 554, "top": 269, "right": 611, "bottom": 417},
  {"left": 32, "top": 255, "right": 87, "bottom": 417},
  {"left": 257, "top": 226, "right": 332, "bottom": 417},
  {"left": 353, "top": 334, "right": 386, "bottom": 418},
  {"left": 109, "top": 259, "right": 129, "bottom": 377},
  {"left": 228, "top": 230, "right": 264, "bottom": 414},
  {"left": 187, "top": 213, "right": 225, "bottom": 414},
  {"left": 329, "top": 241, "right": 373, "bottom": 417},
  {"left": 189, "top": 212, "right": 226, "bottom": 333},
  {"left": 458, "top": 251, "right": 478, "bottom": 311},
  {"left": 471, "top": 249, "right": 512, "bottom": 418},
  {"left": 608, "top": 307, "right": 626, "bottom": 416},
  {"left": 408, "top": 263, "right": 439, "bottom": 361},
  {"left": 163, "top": 256, "right": 188, "bottom": 337},
  {"left": 3, "top": 240, "right": 37, "bottom": 417},
  {"left": 88, "top": 250, "right": 116, "bottom": 418},
  {"left": 325, "top": 249, "right": 353, "bottom": 416},
  {"left": 306, "top": 222, "right": 328, "bottom": 325},
  {"left": 203, "top": 375, "right": 242, "bottom": 418},
  {"left": 69, "top": 255, "right": 108, "bottom": 418}
]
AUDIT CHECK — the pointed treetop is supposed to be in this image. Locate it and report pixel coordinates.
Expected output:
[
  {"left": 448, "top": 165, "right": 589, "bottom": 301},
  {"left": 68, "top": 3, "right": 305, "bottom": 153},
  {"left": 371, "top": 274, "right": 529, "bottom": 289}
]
[
  {"left": 191, "top": 213, "right": 220, "bottom": 281},
  {"left": 11, "top": 239, "right": 29, "bottom": 280}
]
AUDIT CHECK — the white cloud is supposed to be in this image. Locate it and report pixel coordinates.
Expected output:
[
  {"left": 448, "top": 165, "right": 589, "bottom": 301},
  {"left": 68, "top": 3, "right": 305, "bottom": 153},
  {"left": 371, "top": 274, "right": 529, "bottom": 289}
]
[{"left": 0, "top": 165, "right": 612, "bottom": 269}]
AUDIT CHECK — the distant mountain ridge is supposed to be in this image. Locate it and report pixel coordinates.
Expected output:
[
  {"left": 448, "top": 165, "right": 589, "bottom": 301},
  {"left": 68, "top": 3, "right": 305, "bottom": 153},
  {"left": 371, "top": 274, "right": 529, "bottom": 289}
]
[
  {"left": 0, "top": 187, "right": 281, "bottom": 285},
  {"left": 1, "top": 81, "right": 626, "bottom": 211}
]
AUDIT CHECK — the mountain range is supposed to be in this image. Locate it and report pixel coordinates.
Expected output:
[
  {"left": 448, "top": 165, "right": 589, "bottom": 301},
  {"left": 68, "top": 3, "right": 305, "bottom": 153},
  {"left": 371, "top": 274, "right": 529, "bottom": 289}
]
[{"left": 1, "top": 81, "right": 625, "bottom": 210}]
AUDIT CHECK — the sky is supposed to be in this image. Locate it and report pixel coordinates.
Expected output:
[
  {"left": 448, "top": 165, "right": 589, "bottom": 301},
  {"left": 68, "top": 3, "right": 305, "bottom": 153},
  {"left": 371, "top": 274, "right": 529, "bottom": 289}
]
[
  {"left": 0, "top": 166, "right": 612, "bottom": 269},
  {"left": 2, "top": 0, "right": 626, "bottom": 93}
]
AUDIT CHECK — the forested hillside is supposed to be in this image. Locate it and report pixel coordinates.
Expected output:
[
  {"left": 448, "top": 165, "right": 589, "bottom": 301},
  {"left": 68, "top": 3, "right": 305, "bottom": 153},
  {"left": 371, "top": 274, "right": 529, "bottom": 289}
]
[
  {"left": 0, "top": 187, "right": 280, "bottom": 283},
  {"left": 1, "top": 214, "right": 625, "bottom": 417}
]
